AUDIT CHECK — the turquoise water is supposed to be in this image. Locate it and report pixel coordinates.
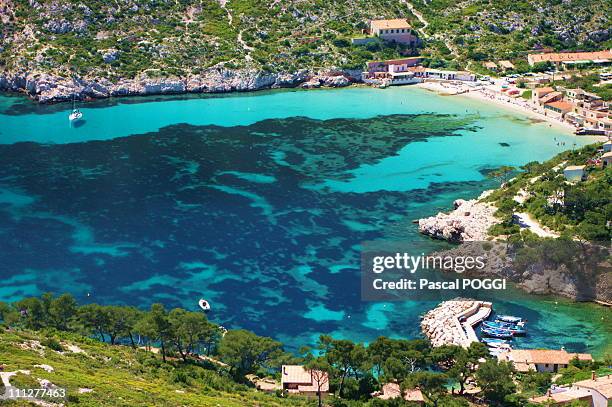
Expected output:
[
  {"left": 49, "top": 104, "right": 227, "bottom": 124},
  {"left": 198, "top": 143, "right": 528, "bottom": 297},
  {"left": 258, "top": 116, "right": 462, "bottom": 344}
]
[{"left": 0, "top": 87, "right": 608, "bottom": 356}]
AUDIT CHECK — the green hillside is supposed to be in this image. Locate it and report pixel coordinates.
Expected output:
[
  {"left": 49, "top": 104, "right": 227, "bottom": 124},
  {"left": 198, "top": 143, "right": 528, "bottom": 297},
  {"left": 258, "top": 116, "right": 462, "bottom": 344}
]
[
  {"left": 0, "top": 0, "right": 421, "bottom": 79},
  {"left": 412, "top": 0, "right": 611, "bottom": 71},
  {"left": 486, "top": 143, "right": 612, "bottom": 241},
  {"left": 0, "top": 328, "right": 310, "bottom": 407},
  {"left": 1, "top": 0, "right": 609, "bottom": 82}
]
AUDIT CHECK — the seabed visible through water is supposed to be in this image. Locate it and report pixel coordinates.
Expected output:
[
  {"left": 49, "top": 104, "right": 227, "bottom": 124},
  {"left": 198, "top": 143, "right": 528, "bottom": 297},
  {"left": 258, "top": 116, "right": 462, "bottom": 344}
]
[{"left": 0, "top": 87, "right": 609, "bottom": 356}]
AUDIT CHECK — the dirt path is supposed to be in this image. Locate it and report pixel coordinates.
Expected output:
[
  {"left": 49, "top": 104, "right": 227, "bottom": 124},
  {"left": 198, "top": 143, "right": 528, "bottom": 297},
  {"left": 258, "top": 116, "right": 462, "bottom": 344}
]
[
  {"left": 513, "top": 212, "right": 560, "bottom": 238},
  {"left": 404, "top": 1, "right": 429, "bottom": 38},
  {"left": 404, "top": 0, "right": 459, "bottom": 57}
]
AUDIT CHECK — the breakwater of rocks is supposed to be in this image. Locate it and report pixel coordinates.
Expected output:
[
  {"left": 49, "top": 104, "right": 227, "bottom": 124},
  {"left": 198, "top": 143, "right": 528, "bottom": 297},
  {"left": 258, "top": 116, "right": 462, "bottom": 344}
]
[{"left": 421, "top": 299, "right": 492, "bottom": 348}]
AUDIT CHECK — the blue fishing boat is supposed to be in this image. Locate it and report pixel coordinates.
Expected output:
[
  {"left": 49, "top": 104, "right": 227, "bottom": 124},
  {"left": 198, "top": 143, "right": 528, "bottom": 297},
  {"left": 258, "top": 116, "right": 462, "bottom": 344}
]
[
  {"left": 481, "top": 337, "right": 510, "bottom": 346},
  {"left": 483, "top": 321, "right": 527, "bottom": 335},
  {"left": 496, "top": 315, "right": 524, "bottom": 324},
  {"left": 481, "top": 327, "right": 513, "bottom": 339}
]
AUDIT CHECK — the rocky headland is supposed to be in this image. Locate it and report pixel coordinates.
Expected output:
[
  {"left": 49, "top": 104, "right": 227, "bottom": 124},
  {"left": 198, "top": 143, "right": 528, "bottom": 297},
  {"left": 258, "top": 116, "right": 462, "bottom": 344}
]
[
  {"left": 0, "top": 68, "right": 359, "bottom": 103},
  {"left": 418, "top": 190, "right": 499, "bottom": 242},
  {"left": 418, "top": 192, "right": 611, "bottom": 303}
]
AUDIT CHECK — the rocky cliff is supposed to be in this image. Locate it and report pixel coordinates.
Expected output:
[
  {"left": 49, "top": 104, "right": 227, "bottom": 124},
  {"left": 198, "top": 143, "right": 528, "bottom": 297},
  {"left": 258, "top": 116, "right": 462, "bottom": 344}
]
[
  {"left": 418, "top": 191, "right": 499, "bottom": 242},
  {"left": 0, "top": 68, "right": 360, "bottom": 103},
  {"left": 432, "top": 241, "right": 611, "bottom": 303}
]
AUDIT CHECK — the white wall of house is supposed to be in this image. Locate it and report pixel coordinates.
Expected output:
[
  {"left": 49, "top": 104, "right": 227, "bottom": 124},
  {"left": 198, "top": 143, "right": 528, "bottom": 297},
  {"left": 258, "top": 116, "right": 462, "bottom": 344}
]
[{"left": 570, "top": 386, "right": 608, "bottom": 407}]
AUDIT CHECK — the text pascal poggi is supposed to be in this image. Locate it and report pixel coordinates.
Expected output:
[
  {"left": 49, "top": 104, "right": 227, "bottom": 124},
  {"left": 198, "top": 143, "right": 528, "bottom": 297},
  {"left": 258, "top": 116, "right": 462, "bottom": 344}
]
[{"left": 369, "top": 253, "right": 506, "bottom": 291}]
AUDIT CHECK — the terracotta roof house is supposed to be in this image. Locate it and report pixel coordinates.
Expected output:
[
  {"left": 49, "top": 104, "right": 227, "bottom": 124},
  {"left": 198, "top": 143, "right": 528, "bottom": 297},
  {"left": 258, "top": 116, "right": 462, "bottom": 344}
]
[
  {"left": 484, "top": 61, "right": 498, "bottom": 71},
  {"left": 539, "top": 91, "right": 563, "bottom": 104},
  {"left": 372, "top": 383, "right": 425, "bottom": 405},
  {"left": 571, "top": 374, "right": 612, "bottom": 407},
  {"left": 369, "top": 19, "right": 418, "bottom": 46},
  {"left": 498, "top": 60, "right": 515, "bottom": 70},
  {"left": 281, "top": 365, "right": 329, "bottom": 396},
  {"left": 544, "top": 101, "right": 574, "bottom": 118},
  {"left": 527, "top": 50, "right": 612, "bottom": 66},
  {"left": 531, "top": 374, "right": 612, "bottom": 407},
  {"left": 498, "top": 349, "right": 593, "bottom": 373},
  {"left": 530, "top": 387, "right": 592, "bottom": 405},
  {"left": 532, "top": 87, "right": 555, "bottom": 105}
]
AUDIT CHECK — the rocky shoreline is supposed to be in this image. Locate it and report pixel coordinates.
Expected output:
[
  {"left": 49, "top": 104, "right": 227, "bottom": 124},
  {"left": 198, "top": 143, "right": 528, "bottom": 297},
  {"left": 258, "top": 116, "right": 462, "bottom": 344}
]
[
  {"left": 417, "top": 192, "right": 611, "bottom": 303},
  {"left": 0, "top": 67, "right": 361, "bottom": 103},
  {"left": 418, "top": 190, "right": 499, "bottom": 242}
]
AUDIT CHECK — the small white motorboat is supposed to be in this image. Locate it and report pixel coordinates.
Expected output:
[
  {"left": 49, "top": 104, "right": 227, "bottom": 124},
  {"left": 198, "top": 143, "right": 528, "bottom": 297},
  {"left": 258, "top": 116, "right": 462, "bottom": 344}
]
[{"left": 198, "top": 298, "right": 211, "bottom": 312}]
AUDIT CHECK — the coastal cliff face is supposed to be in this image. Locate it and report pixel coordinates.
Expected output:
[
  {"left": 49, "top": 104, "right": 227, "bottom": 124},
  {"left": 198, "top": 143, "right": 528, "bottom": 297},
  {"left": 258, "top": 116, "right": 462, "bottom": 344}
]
[
  {"left": 0, "top": 68, "right": 359, "bottom": 103},
  {"left": 431, "top": 241, "right": 611, "bottom": 303},
  {"left": 418, "top": 191, "right": 499, "bottom": 242},
  {"left": 418, "top": 190, "right": 611, "bottom": 303}
]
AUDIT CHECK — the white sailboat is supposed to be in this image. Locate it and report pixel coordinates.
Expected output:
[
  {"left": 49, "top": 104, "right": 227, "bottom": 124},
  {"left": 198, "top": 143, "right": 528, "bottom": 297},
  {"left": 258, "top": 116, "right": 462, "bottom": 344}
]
[{"left": 68, "top": 95, "right": 83, "bottom": 122}]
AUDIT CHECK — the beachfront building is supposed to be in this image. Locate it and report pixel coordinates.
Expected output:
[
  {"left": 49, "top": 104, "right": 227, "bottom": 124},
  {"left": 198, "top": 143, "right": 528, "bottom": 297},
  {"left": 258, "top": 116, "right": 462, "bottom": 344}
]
[
  {"left": 366, "top": 57, "right": 422, "bottom": 75},
  {"left": 363, "top": 57, "right": 423, "bottom": 85},
  {"left": 597, "top": 118, "right": 612, "bottom": 134},
  {"left": 411, "top": 68, "right": 476, "bottom": 81},
  {"left": 372, "top": 383, "right": 425, "bottom": 405},
  {"left": 498, "top": 60, "right": 515, "bottom": 71},
  {"left": 532, "top": 87, "right": 555, "bottom": 106},
  {"left": 281, "top": 365, "right": 329, "bottom": 397},
  {"left": 566, "top": 88, "right": 605, "bottom": 110},
  {"left": 527, "top": 50, "right": 612, "bottom": 68},
  {"left": 563, "top": 165, "right": 587, "bottom": 182},
  {"left": 369, "top": 19, "right": 418, "bottom": 46},
  {"left": 544, "top": 101, "right": 573, "bottom": 119},
  {"left": 531, "top": 374, "right": 612, "bottom": 407},
  {"left": 363, "top": 59, "right": 476, "bottom": 86},
  {"left": 498, "top": 349, "right": 593, "bottom": 373}
]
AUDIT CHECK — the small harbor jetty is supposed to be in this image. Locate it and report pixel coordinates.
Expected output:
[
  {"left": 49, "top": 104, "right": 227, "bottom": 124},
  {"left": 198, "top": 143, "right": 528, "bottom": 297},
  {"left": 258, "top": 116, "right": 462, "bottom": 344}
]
[{"left": 421, "top": 299, "right": 492, "bottom": 348}]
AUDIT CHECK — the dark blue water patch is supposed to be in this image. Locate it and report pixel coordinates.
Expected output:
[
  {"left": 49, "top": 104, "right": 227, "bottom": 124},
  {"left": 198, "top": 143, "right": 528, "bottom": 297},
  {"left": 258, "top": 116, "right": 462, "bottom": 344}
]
[
  {"left": 2, "top": 113, "right": 606, "bottom": 354},
  {"left": 0, "top": 113, "right": 477, "bottom": 339}
]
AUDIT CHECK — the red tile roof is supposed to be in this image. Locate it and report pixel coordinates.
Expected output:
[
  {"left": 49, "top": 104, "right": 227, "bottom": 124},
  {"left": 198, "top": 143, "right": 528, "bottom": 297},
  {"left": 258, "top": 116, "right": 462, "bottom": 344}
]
[
  {"left": 545, "top": 101, "right": 574, "bottom": 111},
  {"left": 529, "top": 50, "right": 612, "bottom": 63}
]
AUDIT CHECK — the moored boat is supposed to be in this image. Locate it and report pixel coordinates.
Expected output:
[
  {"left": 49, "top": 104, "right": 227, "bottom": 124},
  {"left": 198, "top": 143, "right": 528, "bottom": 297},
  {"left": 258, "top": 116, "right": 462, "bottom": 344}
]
[
  {"left": 495, "top": 315, "right": 524, "bottom": 324},
  {"left": 487, "top": 342, "right": 512, "bottom": 350},
  {"left": 68, "top": 94, "right": 83, "bottom": 122},
  {"left": 481, "top": 327, "right": 513, "bottom": 339},
  {"left": 481, "top": 337, "right": 510, "bottom": 345},
  {"left": 198, "top": 298, "right": 211, "bottom": 312},
  {"left": 483, "top": 321, "right": 527, "bottom": 335}
]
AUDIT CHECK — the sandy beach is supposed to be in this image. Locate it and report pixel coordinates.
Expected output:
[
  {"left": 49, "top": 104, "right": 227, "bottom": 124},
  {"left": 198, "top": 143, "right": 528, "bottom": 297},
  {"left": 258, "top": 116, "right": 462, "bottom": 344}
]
[{"left": 415, "top": 81, "right": 607, "bottom": 140}]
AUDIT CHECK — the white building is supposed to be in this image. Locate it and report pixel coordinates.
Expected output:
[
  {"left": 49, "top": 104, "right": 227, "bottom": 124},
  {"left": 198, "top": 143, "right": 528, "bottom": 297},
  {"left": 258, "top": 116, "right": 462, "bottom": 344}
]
[
  {"left": 563, "top": 165, "right": 586, "bottom": 182},
  {"left": 532, "top": 374, "right": 612, "bottom": 407},
  {"left": 570, "top": 374, "right": 612, "bottom": 407}
]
